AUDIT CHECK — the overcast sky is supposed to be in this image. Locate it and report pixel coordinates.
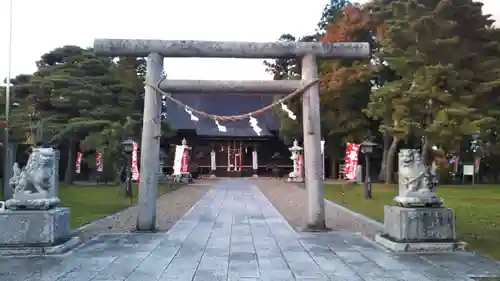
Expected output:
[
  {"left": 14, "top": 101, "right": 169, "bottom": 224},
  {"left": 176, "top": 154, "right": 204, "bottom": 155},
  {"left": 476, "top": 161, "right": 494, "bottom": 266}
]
[{"left": 1, "top": 0, "right": 499, "bottom": 83}]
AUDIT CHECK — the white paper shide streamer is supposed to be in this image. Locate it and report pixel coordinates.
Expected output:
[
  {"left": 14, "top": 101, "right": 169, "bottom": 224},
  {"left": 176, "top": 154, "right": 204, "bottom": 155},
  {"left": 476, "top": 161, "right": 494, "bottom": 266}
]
[
  {"left": 215, "top": 120, "right": 227, "bottom": 132},
  {"left": 249, "top": 116, "right": 262, "bottom": 136},
  {"left": 181, "top": 100, "right": 294, "bottom": 136},
  {"left": 280, "top": 103, "right": 296, "bottom": 120},
  {"left": 184, "top": 106, "right": 199, "bottom": 121}
]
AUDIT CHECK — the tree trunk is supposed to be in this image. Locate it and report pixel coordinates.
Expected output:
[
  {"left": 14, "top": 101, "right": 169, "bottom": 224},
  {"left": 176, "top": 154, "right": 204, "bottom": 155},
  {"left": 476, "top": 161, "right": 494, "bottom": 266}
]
[
  {"left": 64, "top": 138, "right": 75, "bottom": 184},
  {"left": 328, "top": 148, "right": 338, "bottom": 179},
  {"left": 385, "top": 136, "right": 399, "bottom": 184},
  {"left": 421, "top": 137, "right": 430, "bottom": 167},
  {"left": 378, "top": 133, "right": 390, "bottom": 181},
  {"left": 330, "top": 157, "right": 337, "bottom": 179}
]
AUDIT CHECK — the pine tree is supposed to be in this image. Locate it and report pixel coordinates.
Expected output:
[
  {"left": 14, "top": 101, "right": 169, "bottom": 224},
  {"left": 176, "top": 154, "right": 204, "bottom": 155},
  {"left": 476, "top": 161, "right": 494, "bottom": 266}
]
[{"left": 12, "top": 46, "right": 142, "bottom": 183}]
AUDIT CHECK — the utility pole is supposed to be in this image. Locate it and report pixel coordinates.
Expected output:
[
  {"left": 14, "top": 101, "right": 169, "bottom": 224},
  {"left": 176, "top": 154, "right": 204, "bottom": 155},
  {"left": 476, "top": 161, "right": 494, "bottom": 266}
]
[{"left": 2, "top": 0, "right": 14, "bottom": 200}]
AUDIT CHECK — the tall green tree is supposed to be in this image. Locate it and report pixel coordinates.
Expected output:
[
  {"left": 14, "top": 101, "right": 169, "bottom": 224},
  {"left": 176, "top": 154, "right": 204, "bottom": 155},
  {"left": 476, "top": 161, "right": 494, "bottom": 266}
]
[
  {"left": 263, "top": 0, "right": 351, "bottom": 146},
  {"left": 365, "top": 0, "right": 500, "bottom": 182},
  {"left": 264, "top": 34, "right": 302, "bottom": 145},
  {"left": 11, "top": 46, "right": 143, "bottom": 183}
]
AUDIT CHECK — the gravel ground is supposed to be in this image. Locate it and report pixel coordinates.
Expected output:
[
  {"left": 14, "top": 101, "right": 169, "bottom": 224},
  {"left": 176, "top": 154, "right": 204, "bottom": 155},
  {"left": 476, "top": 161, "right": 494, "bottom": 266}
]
[
  {"left": 72, "top": 181, "right": 213, "bottom": 242},
  {"left": 254, "top": 178, "right": 382, "bottom": 238}
]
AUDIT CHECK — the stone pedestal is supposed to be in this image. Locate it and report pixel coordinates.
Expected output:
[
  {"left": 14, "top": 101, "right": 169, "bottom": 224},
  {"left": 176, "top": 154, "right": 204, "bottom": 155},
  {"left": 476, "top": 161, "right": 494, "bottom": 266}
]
[
  {"left": 375, "top": 206, "right": 466, "bottom": 252},
  {"left": 0, "top": 208, "right": 70, "bottom": 245},
  {"left": 6, "top": 197, "right": 59, "bottom": 210},
  {"left": 174, "top": 173, "right": 193, "bottom": 183},
  {"left": 0, "top": 208, "right": 80, "bottom": 255}
]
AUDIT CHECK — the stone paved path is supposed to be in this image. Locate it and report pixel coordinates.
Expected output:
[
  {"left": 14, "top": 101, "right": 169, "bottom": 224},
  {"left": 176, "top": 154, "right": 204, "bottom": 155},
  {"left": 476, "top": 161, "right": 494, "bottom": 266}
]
[
  {"left": 72, "top": 182, "right": 212, "bottom": 242},
  {"left": 1, "top": 179, "right": 499, "bottom": 281}
]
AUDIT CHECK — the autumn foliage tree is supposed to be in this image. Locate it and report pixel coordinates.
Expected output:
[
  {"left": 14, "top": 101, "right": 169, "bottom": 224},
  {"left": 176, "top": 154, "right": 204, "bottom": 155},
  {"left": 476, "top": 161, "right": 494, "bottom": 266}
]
[
  {"left": 318, "top": 4, "right": 374, "bottom": 177},
  {"left": 264, "top": 2, "right": 375, "bottom": 177}
]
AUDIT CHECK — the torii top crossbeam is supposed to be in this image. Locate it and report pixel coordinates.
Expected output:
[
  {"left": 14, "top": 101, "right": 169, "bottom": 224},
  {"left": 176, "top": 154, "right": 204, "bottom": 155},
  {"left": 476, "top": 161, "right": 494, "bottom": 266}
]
[{"left": 93, "top": 39, "right": 370, "bottom": 59}]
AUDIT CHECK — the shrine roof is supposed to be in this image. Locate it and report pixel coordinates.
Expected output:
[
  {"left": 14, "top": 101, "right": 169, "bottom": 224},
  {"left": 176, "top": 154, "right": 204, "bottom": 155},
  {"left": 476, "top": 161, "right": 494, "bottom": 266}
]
[{"left": 165, "top": 93, "right": 280, "bottom": 137}]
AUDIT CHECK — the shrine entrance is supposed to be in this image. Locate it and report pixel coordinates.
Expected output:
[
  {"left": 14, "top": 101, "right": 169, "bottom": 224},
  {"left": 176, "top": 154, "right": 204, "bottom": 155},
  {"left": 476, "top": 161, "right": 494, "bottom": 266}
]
[
  {"left": 227, "top": 139, "right": 243, "bottom": 173},
  {"left": 210, "top": 139, "right": 260, "bottom": 177},
  {"left": 93, "top": 38, "right": 370, "bottom": 231}
]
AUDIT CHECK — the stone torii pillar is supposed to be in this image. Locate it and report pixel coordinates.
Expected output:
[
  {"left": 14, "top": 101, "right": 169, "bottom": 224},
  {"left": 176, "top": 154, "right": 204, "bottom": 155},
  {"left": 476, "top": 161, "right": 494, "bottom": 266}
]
[
  {"left": 137, "top": 53, "right": 162, "bottom": 231},
  {"left": 93, "top": 39, "right": 370, "bottom": 231}
]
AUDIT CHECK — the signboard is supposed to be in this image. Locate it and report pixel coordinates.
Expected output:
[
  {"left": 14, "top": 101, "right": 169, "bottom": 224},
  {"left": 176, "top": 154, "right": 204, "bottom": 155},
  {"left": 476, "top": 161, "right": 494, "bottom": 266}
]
[{"left": 463, "top": 165, "right": 474, "bottom": 176}]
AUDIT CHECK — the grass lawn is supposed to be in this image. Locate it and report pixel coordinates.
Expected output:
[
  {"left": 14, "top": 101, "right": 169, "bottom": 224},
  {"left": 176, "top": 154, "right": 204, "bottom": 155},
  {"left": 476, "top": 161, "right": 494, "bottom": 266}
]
[
  {"left": 325, "top": 183, "right": 500, "bottom": 260},
  {"left": 59, "top": 182, "right": 181, "bottom": 228}
]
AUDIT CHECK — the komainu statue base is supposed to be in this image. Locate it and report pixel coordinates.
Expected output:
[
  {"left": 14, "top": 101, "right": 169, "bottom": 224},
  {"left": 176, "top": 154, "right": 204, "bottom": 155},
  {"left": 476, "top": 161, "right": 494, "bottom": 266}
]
[
  {"left": 5, "top": 197, "right": 59, "bottom": 210},
  {"left": 375, "top": 206, "right": 466, "bottom": 252},
  {"left": 173, "top": 172, "right": 193, "bottom": 183},
  {"left": 0, "top": 208, "right": 81, "bottom": 256},
  {"left": 393, "top": 191, "right": 443, "bottom": 208},
  {"left": 287, "top": 172, "right": 303, "bottom": 183}
]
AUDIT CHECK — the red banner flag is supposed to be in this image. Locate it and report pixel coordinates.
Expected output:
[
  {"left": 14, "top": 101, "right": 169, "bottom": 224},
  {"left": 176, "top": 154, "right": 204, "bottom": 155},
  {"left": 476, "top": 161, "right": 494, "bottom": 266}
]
[
  {"left": 132, "top": 141, "right": 140, "bottom": 181},
  {"left": 344, "top": 143, "right": 360, "bottom": 180},
  {"left": 75, "top": 152, "right": 83, "bottom": 174},
  {"left": 96, "top": 151, "right": 103, "bottom": 172},
  {"left": 181, "top": 150, "right": 189, "bottom": 173},
  {"left": 298, "top": 154, "right": 303, "bottom": 177}
]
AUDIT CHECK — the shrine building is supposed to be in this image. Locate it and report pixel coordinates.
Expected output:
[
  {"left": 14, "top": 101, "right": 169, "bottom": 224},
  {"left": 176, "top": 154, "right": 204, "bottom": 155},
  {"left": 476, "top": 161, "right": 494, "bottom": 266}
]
[{"left": 163, "top": 92, "right": 293, "bottom": 177}]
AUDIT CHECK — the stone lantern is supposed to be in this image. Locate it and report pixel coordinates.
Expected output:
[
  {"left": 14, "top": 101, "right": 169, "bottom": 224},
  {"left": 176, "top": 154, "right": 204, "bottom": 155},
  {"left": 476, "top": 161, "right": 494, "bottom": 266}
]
[
  {"left": 288, "top": 139, "right": 304, "bottom": 182},
  {"left": 360, "top": 139, "right": 377, "bottom": 199},
  {"left": 121, "top": 138, "right": 134, "bottom": 199}
]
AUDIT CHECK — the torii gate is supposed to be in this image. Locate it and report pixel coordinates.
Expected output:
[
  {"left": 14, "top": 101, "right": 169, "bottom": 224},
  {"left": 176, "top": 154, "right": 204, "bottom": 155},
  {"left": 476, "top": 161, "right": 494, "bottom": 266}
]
[{"left": 93, "top": 39, "right": 370, "bottom": 231}]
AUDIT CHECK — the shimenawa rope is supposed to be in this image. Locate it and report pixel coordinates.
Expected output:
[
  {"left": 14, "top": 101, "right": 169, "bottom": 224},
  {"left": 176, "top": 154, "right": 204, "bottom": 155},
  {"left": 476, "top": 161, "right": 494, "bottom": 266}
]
[{"left": 145, "top": 78, "right": 320, "bottom": 122}]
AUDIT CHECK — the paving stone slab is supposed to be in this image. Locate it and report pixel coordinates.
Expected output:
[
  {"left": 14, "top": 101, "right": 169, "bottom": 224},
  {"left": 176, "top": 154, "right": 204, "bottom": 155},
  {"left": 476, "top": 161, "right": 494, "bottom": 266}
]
[{"left": 0, "top": 179, "right": 498, "bottom": 281}]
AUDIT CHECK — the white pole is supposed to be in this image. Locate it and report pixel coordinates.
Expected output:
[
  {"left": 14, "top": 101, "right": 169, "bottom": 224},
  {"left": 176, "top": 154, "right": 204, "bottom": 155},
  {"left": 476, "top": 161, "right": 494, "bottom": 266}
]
[
  {"left": 5, "top": 0, "right": 13, "bottom": 108},
  {"left": 4, "top": 0, "right": 12, "bottom": 125},
  {"left": 2, "top": 0, "right": 13, "bottom": 201},
  {"left": 321, "top": 140, "right": 325, "bottom": 180}
]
